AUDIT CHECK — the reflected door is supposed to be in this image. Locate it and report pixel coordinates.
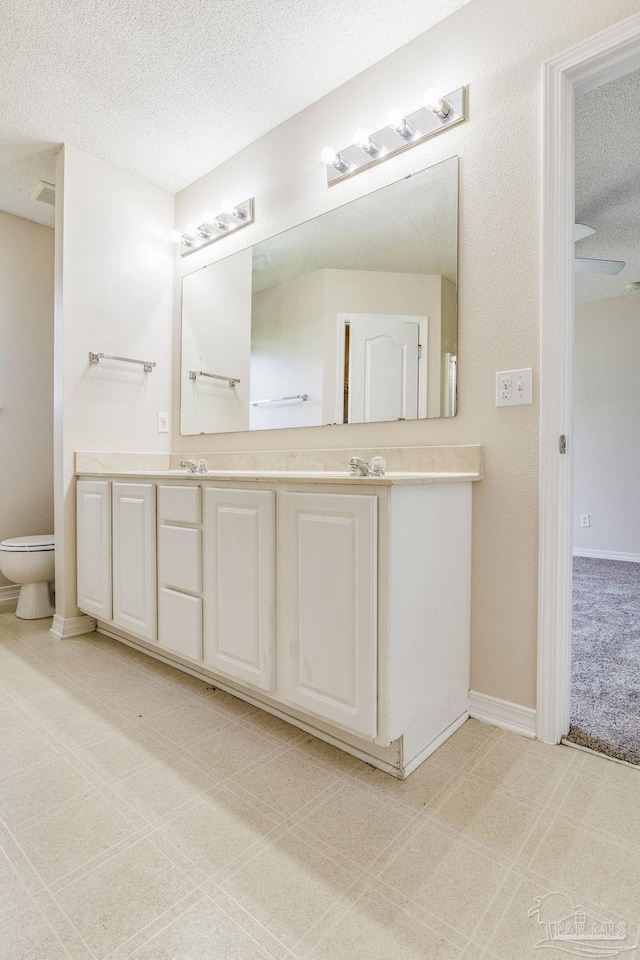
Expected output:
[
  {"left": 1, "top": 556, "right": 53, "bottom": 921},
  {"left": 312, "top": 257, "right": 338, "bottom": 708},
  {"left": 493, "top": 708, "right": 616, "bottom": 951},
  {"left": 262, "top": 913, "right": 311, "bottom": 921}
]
[{"left": 348, "top": 314, "right": 421, "bottom": 422}]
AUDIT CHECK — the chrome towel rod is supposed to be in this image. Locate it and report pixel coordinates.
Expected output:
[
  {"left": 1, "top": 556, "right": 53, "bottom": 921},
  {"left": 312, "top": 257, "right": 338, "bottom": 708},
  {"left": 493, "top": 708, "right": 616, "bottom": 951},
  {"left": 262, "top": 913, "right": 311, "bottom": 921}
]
[
  {"left": 89, "top": 352, "right": 156, "bottom": 373},
  {"left": 251, "top": 394, "right": 308, "bottom": 407},
  {"left": 189, "top": 370, "right": 240, "bottom": 387}
]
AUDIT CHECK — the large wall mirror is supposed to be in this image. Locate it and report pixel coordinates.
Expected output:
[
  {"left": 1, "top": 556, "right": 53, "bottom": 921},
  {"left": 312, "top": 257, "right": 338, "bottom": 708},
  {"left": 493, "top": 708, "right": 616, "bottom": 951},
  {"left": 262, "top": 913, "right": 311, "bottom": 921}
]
[{"left": 180, "top": 156, "right": 458, "bottom": 435}]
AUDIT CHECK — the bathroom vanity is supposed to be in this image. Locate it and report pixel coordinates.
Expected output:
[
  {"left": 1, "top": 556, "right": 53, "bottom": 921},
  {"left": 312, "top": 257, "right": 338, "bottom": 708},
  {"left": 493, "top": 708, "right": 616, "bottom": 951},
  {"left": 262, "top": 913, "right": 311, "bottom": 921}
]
[{"left": 76, "top": 446, "right": 480, "bottom": 778}]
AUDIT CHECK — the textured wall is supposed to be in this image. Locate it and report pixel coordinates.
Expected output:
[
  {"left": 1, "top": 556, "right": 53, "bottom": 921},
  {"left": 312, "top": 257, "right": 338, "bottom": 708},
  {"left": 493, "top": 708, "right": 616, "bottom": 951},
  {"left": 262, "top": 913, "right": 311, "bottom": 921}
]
[
  {"left": 0, "top": 212, "right": 54, "bottom": 587},
  {"left": 173, "top": 0, "right": 640, "bottom": 709},
  {"left": 573, "top": 296, "right": 640, "bottom": 557},
  {"left": 54, "top": 145, "right": 174, "bottom": 619}
]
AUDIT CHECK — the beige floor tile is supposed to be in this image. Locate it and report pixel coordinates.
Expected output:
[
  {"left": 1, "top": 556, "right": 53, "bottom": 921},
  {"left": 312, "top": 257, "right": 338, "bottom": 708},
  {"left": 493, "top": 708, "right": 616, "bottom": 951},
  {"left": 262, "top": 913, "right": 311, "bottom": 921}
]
[
  {"left": 0, "top": 663, "right": 78, "bottom": 702},
  {"left": 80, "top": 665, "right": 161, "bottom": 701},
  {"left": 199, "top": 686, "right": 258, "bottom": 717},
  {"left": 186, "top": 722, "right": 282, "bottom": 778},
  {"left": 356, "top": 755, "right": 458, "bottom": 812},
  {"left": 234, "top": 750, "right": 340, "bottom": 818},
  {"left": 484, "top": 874, "right": 638, "bottom": 960},
  {"left": 0, "top": 757, "right": 94, "bottom": 828},
  {"left": 202, "top": 882, "right": 292, "bottom": 960},
  {"left": 0, "top": 905, "right": 69, "bottom": 960},
  {"left": 110, "top": 752, "right": 219, "bottom": 822},
  {"left": 429, "top": 719, "right": 497, "bottom": 766},
  {"left": 74, "top": 726, "right": 170, "bottom": 781},
  {"left": 559, "top": 773, "right": 640, "bottom": 848},
  {"left": 291, "top": 734, "right": 367, "bottom": 775},
  {"left": 55, "top": 838, "right": 195, "bottom": 959},
  {"left": 160, "top": 787, "right": 282, "bottom": 878},
  {"left": 21, "top": 685, "right": 101, "bottom": 723},
  {"left": 377, "top": 821, "right": 507, "bottom": 936},
  {"left": 45, "top": 702, "right": 135, "bottom": 748},
  {"left": 127, "top": 894, "right": 274, "bottom": 960},
  {"left": 499, "top": 732, "right": 578, "bottom": 767},
  {"left": 11, "top": 793, "right": 138, "bottom": 886},
  {"left": 528, "top": 817, "right": 640, "bottom": 918},
  {"left": 469, "top": 739, "right": 567, "bottom": 804},
  {"left": 145, "top": 699, "right": 234, "bottom": 746},
  {"left": 0, "top": 849, "right": 33, "bottom": 925},
  {"left": 110, "top": 681, "right": 197, "bottom": 719},
  {"left": 0, "top": 724, "right": 62, "bottom": 776},
  {"left": 574, "top": 748, "right": 640, "bottom": 788},
  {"left": 240, "top": 710, "right": 305, "bottom": 744},
  {"left": 431, "top": 777, "right": 543, "bottom": 859},
  {"left": 0, "top": 704, "right": 40, "bottom": 740},
  {"left": 298, "top": 780, "right": 414, "bottom": 868},
  {"left": 302, "top": 885, "right": 460, "bottom": 960},
  {"left": 221, "top": 828, "right": 357, "bottom": 949}
]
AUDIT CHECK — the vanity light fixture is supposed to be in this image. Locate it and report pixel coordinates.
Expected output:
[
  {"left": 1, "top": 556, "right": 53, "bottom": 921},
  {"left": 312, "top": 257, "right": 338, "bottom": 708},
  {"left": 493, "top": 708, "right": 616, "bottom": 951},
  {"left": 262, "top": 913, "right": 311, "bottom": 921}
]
[
  {"left": 322, "top": 85, "right": 467, "bottom": 185},
  {"left": 172, "top": 197, "right": 255, "bottom": 256}
]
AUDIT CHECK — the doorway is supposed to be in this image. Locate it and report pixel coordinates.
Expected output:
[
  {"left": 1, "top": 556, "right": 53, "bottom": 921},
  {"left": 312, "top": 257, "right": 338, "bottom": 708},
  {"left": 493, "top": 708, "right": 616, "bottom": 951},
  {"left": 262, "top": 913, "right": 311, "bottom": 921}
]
[{"left": 538, "top": 13, "right": 640, "bottom": 753}]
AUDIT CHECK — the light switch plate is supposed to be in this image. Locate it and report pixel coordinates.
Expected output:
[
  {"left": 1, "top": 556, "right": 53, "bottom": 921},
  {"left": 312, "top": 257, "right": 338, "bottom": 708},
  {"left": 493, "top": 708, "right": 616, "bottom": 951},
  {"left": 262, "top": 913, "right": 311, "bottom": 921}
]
[
  {"left": 157, "top": 411, "right": 170, "bottom": 433},
  {"left": 495, "top": 368, "right": 533, "bottom": 407}
]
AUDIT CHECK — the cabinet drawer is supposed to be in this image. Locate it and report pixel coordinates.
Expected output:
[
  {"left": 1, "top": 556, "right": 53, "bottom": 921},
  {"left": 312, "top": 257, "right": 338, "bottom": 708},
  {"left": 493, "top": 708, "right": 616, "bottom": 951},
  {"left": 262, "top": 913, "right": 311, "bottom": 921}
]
[
  {"left": 159, "top": 588, "right": 202, "bottom": 660},
  {"left": 158, "top": 524, "right": 201, "bottom": 594},
  {"left": 158, "top": 485, "right": 201, "bottom": 524}
]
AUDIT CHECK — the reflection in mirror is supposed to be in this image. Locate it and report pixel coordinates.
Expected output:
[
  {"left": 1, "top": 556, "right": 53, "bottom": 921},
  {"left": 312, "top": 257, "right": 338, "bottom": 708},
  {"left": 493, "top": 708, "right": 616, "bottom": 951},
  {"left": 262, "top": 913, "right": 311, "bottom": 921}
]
[{"left": 180, "top": 157, "right": 458, "bottom": 435}]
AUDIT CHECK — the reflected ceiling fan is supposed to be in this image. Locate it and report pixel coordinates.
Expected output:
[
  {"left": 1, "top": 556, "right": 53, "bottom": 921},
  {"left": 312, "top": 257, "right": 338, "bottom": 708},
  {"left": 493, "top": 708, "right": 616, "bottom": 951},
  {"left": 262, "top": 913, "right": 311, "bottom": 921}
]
[{"left": 574, "top": 223, "right": 625, "bottom": 275}]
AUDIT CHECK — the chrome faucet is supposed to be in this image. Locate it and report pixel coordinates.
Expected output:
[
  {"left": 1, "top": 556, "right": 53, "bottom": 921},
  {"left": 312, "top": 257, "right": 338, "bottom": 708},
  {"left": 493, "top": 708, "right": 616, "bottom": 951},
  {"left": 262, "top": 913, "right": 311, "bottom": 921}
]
[
  {"left": 179, "top": 458, "right": 208, "bottom": 474},
  {"left": 349, "top": 456, "right": 385, "bottom": 477}
]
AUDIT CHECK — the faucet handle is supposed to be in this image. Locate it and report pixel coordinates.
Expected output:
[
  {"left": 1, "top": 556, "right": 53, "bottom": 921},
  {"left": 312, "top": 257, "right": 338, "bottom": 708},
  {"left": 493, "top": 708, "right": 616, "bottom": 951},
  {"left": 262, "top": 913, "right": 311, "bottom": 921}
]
[
  {"left": 370, "top": 456, "right": 386, "bottom": 476},
  {"left": 196, "top": 459, "right": 208, "bottom": 474}
]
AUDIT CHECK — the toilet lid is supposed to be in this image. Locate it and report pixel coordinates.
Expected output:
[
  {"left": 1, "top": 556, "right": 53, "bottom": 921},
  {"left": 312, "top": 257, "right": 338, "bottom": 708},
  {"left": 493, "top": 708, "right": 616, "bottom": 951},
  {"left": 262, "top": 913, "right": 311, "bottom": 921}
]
[{"left": 0, "top": 535, "right": 55, "bottom": 552}]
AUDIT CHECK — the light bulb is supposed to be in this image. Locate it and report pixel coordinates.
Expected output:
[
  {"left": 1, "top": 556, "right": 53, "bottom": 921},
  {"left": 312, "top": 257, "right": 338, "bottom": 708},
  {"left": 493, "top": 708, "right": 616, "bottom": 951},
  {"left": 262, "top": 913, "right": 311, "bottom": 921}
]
[
  {"left": 170, "top": 230, "right": 182, "bottom": 244},
  {"left": 221, "top": 200, "right": 246, "bottom": 220},
  {"left": 353, "top": 128, "right": 371, "bottom": 150},
  {"left": 201, "top": 210, "right": 215, "bottom": 223},
  {"left": 424, "top": 87, "right": 451, "bottom": 118},
  {"left": 184, "top": 223, "right": 197, "bottom": 237},
  {"left": 321, "top": 146, "right": 338, "bottom": 165},
  {"left": 387, "top": 109, "right": 405, "bottom": 131}
]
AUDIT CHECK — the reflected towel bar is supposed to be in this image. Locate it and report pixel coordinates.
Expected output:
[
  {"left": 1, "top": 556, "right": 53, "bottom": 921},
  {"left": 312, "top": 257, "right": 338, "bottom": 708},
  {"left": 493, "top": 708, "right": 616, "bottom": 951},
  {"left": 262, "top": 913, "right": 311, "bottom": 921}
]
[
  {"left": 189, "top": 370, "right": 240, "bottom": 387},
  {"left": 89, "top": 352, "right": 156, "bottom": 372},
  {"left": 250, "top": 394, "right": 309, "bottom": 406}
]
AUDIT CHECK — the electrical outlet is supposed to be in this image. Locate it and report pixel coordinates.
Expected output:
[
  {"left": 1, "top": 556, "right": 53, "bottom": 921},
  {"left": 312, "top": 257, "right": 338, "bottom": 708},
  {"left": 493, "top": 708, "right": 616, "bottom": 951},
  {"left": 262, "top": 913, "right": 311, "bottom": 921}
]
[
  {"left": 157, "top": 411, "right": 169, "bottom": 433},
  {"left": 580, "top": 514, "right": 591, "bottom": 528},
  {"left": 496, "top": 368, "right": 533, "bottom": 407}
]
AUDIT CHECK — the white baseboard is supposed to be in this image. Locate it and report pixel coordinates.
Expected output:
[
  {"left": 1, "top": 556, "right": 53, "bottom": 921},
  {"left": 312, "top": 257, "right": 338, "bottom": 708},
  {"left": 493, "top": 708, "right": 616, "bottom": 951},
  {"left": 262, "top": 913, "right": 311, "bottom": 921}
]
[
  {"left": 468, "top": 690, "right": 536, "bottom": 739},
  {"left": 0, "top": 585, "right": 20, "bottom": 604},
  {"left": 573, "top": 548, "right": 640, "bottom": 563},
  {"left": 49, "top": 614, "right": 97, "bottom": 640}
]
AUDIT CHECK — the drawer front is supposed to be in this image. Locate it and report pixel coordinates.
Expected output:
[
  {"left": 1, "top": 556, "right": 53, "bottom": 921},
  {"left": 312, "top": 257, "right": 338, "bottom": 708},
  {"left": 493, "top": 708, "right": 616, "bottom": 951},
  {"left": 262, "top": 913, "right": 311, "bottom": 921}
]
[
  {"left": 158, "top": 524, "right": 202, "bottom": 594},
  {"left": 159, "top": 588, "right": 202, "bottom": 660},
  {"left": 158, "top": 485, "right": 201, "bottom": 524}
]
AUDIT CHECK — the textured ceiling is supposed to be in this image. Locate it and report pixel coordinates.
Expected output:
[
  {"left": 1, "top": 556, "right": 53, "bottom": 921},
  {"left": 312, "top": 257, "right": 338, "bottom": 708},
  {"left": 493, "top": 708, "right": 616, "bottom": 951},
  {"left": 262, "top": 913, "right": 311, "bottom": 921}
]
[
  {"left": 0, "top": 0, "right": 470, "bottom": 229},
  {"left": 575, "top": 68, "right": 640, "bottom": 304}
]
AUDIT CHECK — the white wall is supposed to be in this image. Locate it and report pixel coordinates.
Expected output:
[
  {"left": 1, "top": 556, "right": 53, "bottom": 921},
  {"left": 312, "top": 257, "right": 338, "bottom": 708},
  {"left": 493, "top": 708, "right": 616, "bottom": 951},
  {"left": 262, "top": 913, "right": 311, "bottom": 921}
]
[
  {"left": 573, "top": 296, "right": 640, "bottom": 559},
  {"left": 54, "top": 145, "right": 174, "bottom": 619},
  {"left": 172, "top": 0, "right": 640, "bottom": 710},
  {"left": 0, "top": 211, "right": 54, "bottom": 587}
]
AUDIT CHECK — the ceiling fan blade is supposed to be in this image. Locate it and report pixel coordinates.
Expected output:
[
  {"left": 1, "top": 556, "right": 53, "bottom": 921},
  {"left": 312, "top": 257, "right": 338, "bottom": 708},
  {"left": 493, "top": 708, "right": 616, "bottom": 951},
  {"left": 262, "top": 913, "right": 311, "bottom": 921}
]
[
  {"left": 574, "top": 257, "right": 625, "bottom": 276},
  {"left": 574, "top": 223, "right": 595, "bottom": 242}
]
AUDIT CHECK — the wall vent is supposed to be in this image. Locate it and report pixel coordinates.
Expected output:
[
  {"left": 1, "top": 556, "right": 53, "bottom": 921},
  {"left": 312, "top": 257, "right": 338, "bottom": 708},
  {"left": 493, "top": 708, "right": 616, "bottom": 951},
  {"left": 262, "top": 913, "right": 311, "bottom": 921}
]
[{"left": 30, "top": 180, "right": 55, "bottom": 206}]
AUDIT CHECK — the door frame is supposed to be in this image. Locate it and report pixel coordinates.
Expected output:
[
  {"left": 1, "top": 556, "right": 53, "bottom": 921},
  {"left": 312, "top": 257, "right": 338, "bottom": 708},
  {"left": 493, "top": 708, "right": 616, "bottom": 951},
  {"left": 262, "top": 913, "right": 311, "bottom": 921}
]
[
  {"left": 334, "top": 312, "right": 428, "bottom": 424},
  {"left": 537, "top": 12, "right": 640, "bottom": 743}
]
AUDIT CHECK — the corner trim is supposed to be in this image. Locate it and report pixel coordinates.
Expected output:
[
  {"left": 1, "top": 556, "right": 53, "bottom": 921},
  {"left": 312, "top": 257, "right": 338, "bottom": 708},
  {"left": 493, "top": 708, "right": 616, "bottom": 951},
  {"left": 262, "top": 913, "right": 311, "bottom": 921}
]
[
  {"left": 0, "top": 585, "right": 20, "bottom": 604},
  {"left": 573, "top": 548, "right": 640, "bottom": 564},
  {"left": 469, "top": 690, "right": 536, "bottom": 739},
  {"left": 49, "top": 614, "right": 97, "bottom": 640}
]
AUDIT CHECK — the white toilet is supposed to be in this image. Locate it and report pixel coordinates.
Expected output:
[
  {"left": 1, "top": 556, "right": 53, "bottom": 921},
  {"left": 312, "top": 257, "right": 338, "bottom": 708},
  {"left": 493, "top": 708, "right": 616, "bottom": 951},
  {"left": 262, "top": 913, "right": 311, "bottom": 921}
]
[{"left": 0, "top": 536, "right": 55, "bottom": 619}]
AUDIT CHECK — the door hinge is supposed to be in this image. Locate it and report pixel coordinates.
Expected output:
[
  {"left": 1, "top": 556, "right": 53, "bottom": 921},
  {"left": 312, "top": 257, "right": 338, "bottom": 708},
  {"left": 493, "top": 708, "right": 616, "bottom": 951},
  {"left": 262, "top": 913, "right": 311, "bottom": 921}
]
[
  {"left": 417, "top": 343, "right": 422, "bottom": 359},
  {"left": 559, "top": 435, "right": 567, "bottom": 454}
]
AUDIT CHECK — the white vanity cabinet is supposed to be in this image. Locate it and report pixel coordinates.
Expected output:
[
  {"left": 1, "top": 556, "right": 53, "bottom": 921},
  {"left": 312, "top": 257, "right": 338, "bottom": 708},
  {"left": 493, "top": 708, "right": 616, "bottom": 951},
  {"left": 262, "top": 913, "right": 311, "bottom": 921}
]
[
  {"left": 277, "top": 492, "right": 377, "bottom": 738},
  {"left": 76, "top": 470, "right": 474, "bottom": 778}
]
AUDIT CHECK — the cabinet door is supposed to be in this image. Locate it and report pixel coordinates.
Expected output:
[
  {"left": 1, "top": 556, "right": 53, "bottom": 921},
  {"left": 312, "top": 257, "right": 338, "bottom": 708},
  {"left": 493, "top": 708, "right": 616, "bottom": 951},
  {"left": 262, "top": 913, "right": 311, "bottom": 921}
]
[
  {"left": 77, "top": 480, "right": 112, "bottom": 620},
  {"left": 203, "top": 488, "right": 274, "bottom": 690},
  {"left": 278, "top": 492, "right": 377, "bottom": 737},
  {"left": 112, "top": 483, "right": 157, "bottom": 641}
]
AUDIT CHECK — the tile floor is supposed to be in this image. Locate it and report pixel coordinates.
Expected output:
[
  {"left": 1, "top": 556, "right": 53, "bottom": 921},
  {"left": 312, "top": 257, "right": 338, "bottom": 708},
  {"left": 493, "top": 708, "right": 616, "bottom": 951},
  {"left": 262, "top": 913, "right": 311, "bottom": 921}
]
[{"left": 1, "top": 604, "right": 639, "bottom": 959}]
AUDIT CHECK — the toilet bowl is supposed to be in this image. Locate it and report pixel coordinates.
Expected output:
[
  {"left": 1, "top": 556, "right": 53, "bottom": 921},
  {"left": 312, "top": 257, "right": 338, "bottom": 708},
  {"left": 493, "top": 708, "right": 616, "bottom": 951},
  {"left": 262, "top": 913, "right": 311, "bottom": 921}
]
[{"left": 0, "top": 536, "right": 55, "bottom": 619}]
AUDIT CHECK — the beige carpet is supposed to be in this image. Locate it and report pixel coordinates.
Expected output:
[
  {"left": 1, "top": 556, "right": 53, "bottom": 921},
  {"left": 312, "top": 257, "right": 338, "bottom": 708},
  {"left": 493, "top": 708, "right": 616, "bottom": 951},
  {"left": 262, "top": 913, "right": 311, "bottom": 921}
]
[{"left": 567, "top": 556, "right": 640, "bottom": 765}]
